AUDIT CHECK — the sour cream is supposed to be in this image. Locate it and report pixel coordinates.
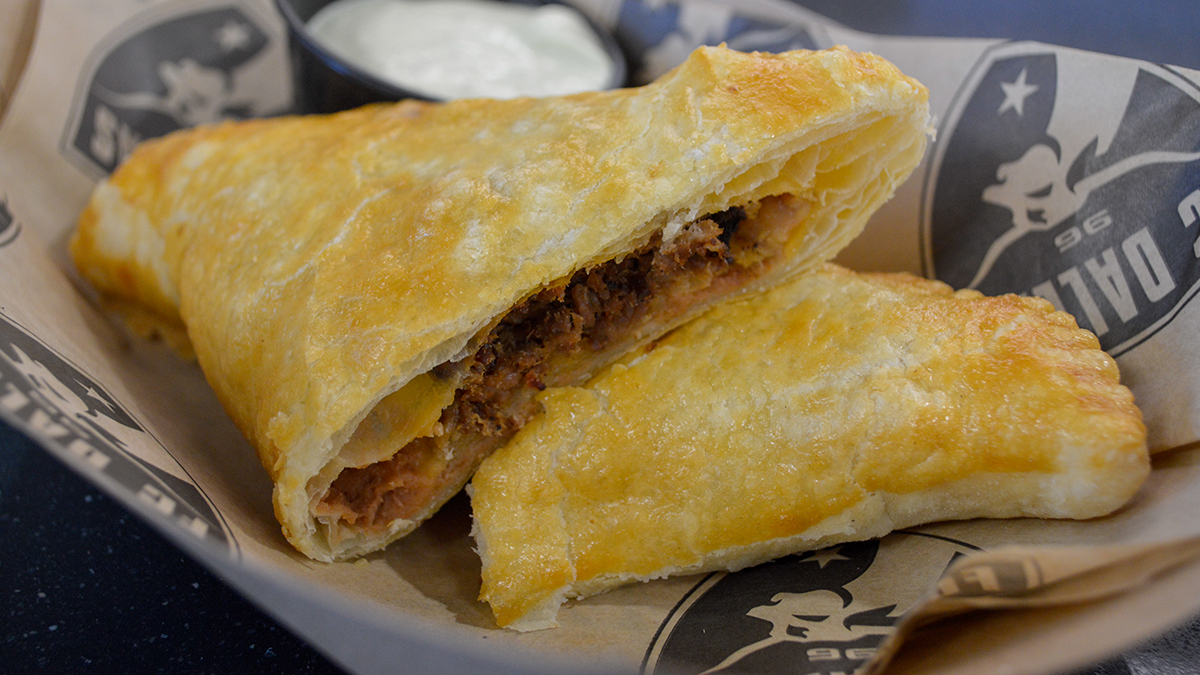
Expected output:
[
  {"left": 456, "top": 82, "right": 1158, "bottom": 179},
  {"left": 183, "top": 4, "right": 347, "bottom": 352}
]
[{"left": 306, "top": 0, "right": 617, "bottom": 100}]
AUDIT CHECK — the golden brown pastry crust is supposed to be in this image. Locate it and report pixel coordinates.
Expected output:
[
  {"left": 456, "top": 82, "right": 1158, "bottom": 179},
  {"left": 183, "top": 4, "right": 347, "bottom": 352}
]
[
  {"left": 470, "top": 264, "right": 1149, "bottom": 630},
  {"left": 69, "top": 46, "right": 930, "bottom": 561}
]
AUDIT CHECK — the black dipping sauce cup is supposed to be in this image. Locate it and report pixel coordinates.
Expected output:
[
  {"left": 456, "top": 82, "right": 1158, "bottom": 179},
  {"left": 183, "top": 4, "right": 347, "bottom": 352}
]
[{"left": 275, "top": 0, "right": 629, "bottom": 113}]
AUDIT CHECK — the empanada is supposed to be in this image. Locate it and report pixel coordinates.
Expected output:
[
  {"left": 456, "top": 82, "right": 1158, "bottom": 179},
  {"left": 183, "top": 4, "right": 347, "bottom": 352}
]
[
  {"left": 69, "top": 46, "right": 929, "bottom": 561},
  {"left": 470, "top": 263, "right": 1149, "bottom": 630}
]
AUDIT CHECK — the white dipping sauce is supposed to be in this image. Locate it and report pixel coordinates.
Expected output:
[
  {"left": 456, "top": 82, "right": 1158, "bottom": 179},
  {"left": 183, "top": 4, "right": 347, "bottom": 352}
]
[{"left": 306, "top": 0, "right": 616, "bottom": 100}]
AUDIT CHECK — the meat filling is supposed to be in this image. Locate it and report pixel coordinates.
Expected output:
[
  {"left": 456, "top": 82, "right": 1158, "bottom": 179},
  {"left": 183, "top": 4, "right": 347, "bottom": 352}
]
[{"left": 316, "top": 194, "right": 806, "bottom": 536}]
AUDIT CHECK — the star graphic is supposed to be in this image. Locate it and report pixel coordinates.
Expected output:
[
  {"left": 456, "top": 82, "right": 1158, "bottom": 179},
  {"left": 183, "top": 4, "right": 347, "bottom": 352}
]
[
  {"left": 998, "top": 68, "right": 1039, "bottom": 117},
  {"left": 214, "top": 19, "right": 252, "bottom": 53},
  {"left": 803, "top": 546, "right": 852, "bottom": 568},
  {"left": 81, "top": 383, "right": 116, "bottom": 414}
]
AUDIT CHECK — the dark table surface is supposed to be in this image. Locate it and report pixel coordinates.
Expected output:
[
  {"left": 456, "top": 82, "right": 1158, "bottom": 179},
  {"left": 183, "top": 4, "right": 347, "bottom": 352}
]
[{"left": 5, "top": 1, "right": 1200, "bottom": 674}]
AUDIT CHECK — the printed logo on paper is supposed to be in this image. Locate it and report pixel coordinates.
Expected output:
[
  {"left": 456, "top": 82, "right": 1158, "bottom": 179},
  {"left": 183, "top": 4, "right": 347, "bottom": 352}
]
[
  {"left": 63, "top": 2, "right": 288, "bottom": 177},
  {"left": 642, "top": 534, "right": 980, "bottom": 675},
  {"left": 923, "top": 43, "right": 1200, "bottom": 355},
  {"left": 0, "top": 196, "right": 20, "bottom": 247},
  {"left": 0, "top": 311, "right": 237, "bottom": 558},
  {"left": 615, "top": 0, "right": 824, "bottom": 83}
]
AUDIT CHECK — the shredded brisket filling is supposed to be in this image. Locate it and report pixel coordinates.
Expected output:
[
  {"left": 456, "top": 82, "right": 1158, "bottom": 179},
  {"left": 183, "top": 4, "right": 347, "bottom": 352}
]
[
  {"left": 320, "top": 202, "right": 776, "bottom": 532},
  {"left": 443, "top": 208, "right": 739, "bottom": 440}
]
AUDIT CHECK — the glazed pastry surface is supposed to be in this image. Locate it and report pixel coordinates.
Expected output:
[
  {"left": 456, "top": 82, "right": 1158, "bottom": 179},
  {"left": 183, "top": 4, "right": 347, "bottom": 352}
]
[{"left": 471, "top": 263, "right": 1149, "bottom": 630}]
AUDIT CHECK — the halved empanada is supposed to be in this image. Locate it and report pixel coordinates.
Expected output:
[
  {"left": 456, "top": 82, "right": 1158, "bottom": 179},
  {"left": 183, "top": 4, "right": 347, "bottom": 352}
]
[
  {"left": 470, "top": 263, "right": 1149, "bottom": 630},
  {"left": 70, "top": 46, "right": 929, "bottom": 561}
]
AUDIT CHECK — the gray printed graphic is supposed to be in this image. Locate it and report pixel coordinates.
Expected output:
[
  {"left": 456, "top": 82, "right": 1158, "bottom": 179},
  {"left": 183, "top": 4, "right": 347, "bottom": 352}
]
[
  {"left": 0, "top": 311, "right": 237, "bottom": 557},
  {"left": 924, "top": 44, "right": 1200, "bottom": 354},
  {"left": 642, "top": 534, "right": 980, "bottom": 675},
  {"left": 616, "top": 0, "right": 821, "bottom": 83},
  {"left": 0, "top": 197, "right": 18, "bottom": 247},
  {"left": 64, "top": 4, "right": 286, "bottom": 177}
]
